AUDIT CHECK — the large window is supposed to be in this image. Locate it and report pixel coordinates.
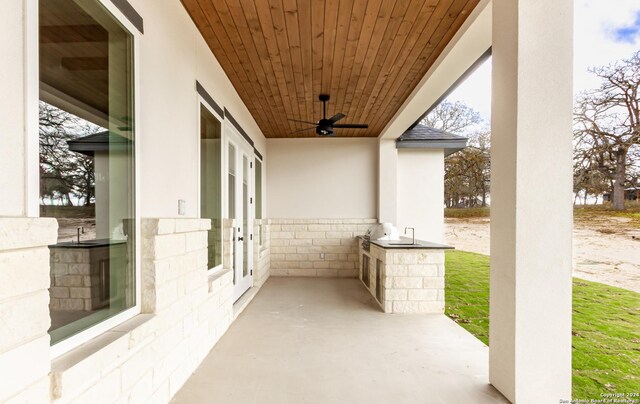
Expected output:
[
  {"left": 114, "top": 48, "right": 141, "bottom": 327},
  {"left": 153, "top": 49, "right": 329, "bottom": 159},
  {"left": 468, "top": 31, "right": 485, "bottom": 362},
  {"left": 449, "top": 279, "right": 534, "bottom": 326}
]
[
  {"left": 200, "top": 105, "right": 222, "bottom": 270},
  {"left": 40, "top": 0, "right": 136, "bottom": 346}
]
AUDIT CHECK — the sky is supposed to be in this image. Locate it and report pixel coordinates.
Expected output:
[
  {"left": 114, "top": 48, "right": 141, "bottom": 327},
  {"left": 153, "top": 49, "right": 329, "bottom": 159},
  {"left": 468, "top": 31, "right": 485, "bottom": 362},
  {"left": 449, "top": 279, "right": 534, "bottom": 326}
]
[{"left": 446, "top": 0, "right": 640, "bottom": 124}]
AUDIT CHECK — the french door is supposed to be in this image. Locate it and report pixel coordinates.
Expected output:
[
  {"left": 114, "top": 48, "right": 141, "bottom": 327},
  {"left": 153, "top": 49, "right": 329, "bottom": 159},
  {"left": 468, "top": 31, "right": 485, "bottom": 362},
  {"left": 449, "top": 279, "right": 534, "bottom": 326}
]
[{"left": 226, "top": 126, "right": 254, "bottom": 301}]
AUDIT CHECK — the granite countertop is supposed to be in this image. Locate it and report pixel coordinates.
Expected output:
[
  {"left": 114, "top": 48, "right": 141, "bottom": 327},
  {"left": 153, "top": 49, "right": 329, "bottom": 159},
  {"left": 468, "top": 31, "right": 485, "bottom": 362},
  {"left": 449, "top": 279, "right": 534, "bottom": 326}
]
[
  {"left": 359, "top": 235, "right": 454, "bottom": 250},
  {"left": 49, "top": 238, "right": 127, "bottom": 249}
]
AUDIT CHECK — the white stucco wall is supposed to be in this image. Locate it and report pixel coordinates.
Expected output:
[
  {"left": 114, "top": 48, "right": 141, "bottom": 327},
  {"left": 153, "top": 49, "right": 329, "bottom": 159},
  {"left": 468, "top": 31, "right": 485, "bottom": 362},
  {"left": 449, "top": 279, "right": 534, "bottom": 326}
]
[
  {"left": 266, "top": 138, "right": 377, "bottom": 219},
  {"left": 396, "top": 149, "right": 445, "bottom": 244},
  {"left": 0, "top": 1, "right": 30, "bottom": 217},
  {"left": 129, "top": 0, "right": 267, "bottom": 219}
]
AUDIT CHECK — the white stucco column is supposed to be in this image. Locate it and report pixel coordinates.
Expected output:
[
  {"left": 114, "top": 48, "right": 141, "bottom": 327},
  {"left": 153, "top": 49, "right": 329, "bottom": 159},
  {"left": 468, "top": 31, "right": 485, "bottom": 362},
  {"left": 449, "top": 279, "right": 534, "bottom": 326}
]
[
  {"left": 490, "top": 0, "right": 573, "bottom": 402},
  {"left": 378, "top": 139, "right": 398, "bottom": 224},
  {"left": 396, "top": 149, "right": 445, "bottom": 243}
]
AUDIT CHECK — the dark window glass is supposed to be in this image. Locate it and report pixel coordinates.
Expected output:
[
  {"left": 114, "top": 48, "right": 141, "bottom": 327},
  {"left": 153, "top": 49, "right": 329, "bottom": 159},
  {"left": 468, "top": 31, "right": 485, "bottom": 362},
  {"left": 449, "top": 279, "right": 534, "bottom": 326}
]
[{"left": 200, "top": 105, "right": 222, "bottom": 269}]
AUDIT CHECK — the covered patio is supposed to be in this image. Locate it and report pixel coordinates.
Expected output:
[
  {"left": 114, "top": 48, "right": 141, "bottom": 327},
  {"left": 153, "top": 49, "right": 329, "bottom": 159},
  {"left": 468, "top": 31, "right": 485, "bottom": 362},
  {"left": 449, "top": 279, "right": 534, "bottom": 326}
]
[
  {"left": 0, "top": 0, "right": 573, "bottom": 402},
  {"left": 173, "top": 277, "right": 507, "bottom": 404}
]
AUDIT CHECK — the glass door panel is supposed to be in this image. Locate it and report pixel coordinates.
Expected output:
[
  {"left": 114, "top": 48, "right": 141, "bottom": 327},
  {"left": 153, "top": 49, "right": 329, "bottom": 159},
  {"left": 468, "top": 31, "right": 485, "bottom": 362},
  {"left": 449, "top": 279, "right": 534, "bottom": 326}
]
[
  {"left": 228, "top": 143, "right": 237, "bottom": 285},
  {"left": 243, "top": 155, "right": 249, "bottom": 278},
  {"left": 227, "top": 129, "right": 253, "bottom": 301}
]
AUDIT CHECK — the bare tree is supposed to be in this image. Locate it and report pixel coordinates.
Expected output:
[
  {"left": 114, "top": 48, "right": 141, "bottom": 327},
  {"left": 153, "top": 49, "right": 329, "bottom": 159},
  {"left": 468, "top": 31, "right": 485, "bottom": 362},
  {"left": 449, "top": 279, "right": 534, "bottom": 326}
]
[
  {"left": 39, "top": 102, "right": 98, "bottom": 206},
  {"left": 422, "top": 100, "right": 482, "bottom": 133},
  {"left": 574, "top": 50, "right": 640, "bottom": 210},
  {"left": 424, "top": 101, "right": 490, "bottom": 208}
]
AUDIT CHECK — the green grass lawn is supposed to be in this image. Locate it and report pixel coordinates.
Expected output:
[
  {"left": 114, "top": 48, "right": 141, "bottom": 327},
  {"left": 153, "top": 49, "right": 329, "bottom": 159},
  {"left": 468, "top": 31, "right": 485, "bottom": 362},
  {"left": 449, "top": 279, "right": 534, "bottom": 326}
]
[{"left": 445, "top": 250, "right": 640, "bottom": 399}]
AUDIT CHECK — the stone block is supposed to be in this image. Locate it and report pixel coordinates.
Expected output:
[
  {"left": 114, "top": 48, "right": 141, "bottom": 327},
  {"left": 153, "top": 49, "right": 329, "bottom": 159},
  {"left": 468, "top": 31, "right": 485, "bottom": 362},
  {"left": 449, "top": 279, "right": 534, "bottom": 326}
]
[
  {"left": 58, "top": 299, "right": 85, "bottom": 311},
  {"left": 55, "top": 275, "right": 83, "bottom": 287},
  {"left": 312, "top": 239, "right": 341, "bottom": 246},
  {"left": 296, "top": 231, "right": 322, "bottom": 239},
  {"left": 69, "top": 287, "right": 91, "bottom": 299},
  {"left": 284, "top": 253, "right": 306, "bottom": 261},
  {"left": 394, "top": 253, "right": 418, "bottom": 265},
  {"left": 174, "top": 219, "right": 202, "bottom": 234},
  {"left": 271, "top": 268, "right": 289, "bottom": 276},
  {"left": 0, "top": 336, "right": 50, "bottom": 403},
  {"left": 385, "top": 265, "right": 408, "bottom": 277},
  {"left": 271, "top": 232, "right": 294, "bottom": 239},
  {"left": 0, "top": 291, "right": 50, "bottom": 353},
  {"left": 423, "top": 277, "right": 445, "bottom": 289},
  {"left": 393, "top": 277, "right": 423, "bottom": 289},
  {"left": 68, "top": 263, "right": 90, "bottom": 275},
  {"left": 185, "top": 232, "right": 207, "bottom": 252},
  {"left": 407, "top": 289, "right": 439, "bottom": 301},
  {"left": 419, "top": 301, "right": 445, "bottom": 313},
  {"left": 0, "top": 248, "right": 50, "bottom": 301},
  {"left": 385, "top": 289, "right": 408, "bottom": 301},
  {"left": 329, "top": 261, "right": 355, "bottom": 269},
  {"left": 127, "top": 371, "right": 153, "bottom": 403},
  {"left": 50, "top": 287, "right": 69, "bottom": 299},
  {"left": 407, "top": 265, "right": 438, "bottom": 277},
  {"left": 72, "top": 368, "right": 122, "bottom": 404},
  {"left": 4, "top": 376, "right": 49, "bottom": 404},
  {"left": 296, "top": 246, "right": 322, "bottom": 254},
  {"left": 308, "top": 224, "right": 331, "bottom": 231},
  {"left": 270, "top": 254, "right": 285, "bottom": 262},
  {"left": 155, "top": 219, "right": 176, "bottom": 235},
  {"left": 416, "top": 251, "right": 445, "bottom": 264},
  {"left": 153, "top": 234, "right": 186, "bottom": 259},
  {"left": 281, "top": 224, "right": 308, "bottom": 231},
  {"left": 271, "top": 246, "right": 296, "bottom": 254},
  {"left": 121, "top": 343, "right": 158, "bottom": 391},
  {"left": 289, "top": 239, "right": 312, "bottom": 246},
  {"left": 325, "top": 231, "right": 353, "bottom": 239},
  {"left": 0, "top": 218, "right": 58, "bottom": 251},
  {"left": 393, "top": 301, "right": 420, "bottom": 313}
]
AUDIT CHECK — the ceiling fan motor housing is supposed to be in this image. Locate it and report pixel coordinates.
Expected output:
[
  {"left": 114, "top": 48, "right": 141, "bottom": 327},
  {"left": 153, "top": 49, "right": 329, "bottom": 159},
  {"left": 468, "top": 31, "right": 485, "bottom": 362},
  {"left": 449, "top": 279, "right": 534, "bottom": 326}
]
[{"left": 317, "top": 119, "right": 334, "bottom": 136}]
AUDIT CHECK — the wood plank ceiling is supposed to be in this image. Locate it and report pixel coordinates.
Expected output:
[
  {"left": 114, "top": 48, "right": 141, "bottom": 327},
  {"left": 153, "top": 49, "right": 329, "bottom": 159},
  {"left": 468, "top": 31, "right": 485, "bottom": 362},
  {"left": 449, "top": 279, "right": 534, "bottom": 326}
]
[{"left": 181, "top": 0, "right": 480, "bottom": 138}]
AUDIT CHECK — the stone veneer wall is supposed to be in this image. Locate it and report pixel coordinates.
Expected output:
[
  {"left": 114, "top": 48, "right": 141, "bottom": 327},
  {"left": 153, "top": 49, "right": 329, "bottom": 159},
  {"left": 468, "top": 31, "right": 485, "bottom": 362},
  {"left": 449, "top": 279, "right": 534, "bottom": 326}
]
[
  {"left": 49, "top": 243, "right": 127, "bottom": 311},
  {"left": 47, "top": 218, "right": 234, "bottom": 403},
  {"left": 253, "top": 219, "right": 271, "bottom": 288},
  {"left": 0, "top": 218, "right": 58, "bottom": 403},
  {"left": 269, "top": 219, "right": 376, "bottom": 277},
  {"left": 360, "top": 239, "right": 445, "bottom": 314}
]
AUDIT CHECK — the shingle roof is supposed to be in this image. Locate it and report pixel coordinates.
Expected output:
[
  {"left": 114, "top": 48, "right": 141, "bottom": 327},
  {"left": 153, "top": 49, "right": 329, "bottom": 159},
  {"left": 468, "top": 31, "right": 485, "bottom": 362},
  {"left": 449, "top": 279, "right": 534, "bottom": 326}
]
[
  {"left": 396, "top": 124, "right": 468, "bottom": 156},
  {"left": 67, "top": 131, "right": 132, "bottom": 156}
]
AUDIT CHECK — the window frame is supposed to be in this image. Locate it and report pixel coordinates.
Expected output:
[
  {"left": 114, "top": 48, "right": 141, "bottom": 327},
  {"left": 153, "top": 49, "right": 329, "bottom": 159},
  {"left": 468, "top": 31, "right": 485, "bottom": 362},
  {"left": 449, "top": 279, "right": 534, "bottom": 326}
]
[
  {"left": 197, "top": 98, "right": 225, "bottom": 274},
  {"left": 44, "top": 0, "right": 142, "bottom": 359},
  {"left": 254, "top": 156, "right": 264, "bottom": 249}
]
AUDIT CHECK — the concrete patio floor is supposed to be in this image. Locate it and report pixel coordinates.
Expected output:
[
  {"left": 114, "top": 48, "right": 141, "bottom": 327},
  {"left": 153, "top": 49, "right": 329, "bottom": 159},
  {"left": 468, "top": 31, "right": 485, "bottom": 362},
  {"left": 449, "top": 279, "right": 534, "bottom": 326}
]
[{"left": 172, "top": 277, "right": 508, "bottom": 404}]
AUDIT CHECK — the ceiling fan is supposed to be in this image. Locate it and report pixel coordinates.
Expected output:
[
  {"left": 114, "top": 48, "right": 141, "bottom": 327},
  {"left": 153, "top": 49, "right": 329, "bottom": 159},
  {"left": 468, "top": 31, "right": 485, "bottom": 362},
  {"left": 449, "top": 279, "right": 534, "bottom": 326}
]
[{"left": 288, "top": 94, "right": 369, "bottom": 136}]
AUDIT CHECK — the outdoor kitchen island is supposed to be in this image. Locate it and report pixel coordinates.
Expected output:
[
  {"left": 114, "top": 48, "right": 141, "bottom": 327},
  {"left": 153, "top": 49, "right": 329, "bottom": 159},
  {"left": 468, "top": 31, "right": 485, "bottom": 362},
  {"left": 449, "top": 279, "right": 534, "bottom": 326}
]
[{"left": 357, "top": 236, "right": 454, "bottom": 314}]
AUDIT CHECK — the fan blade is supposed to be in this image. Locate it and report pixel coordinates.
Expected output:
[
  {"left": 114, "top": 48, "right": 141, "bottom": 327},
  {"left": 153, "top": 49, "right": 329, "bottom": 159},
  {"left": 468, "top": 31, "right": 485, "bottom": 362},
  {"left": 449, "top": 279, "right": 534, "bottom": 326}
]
[
  {"left": 328, "top": 113, "right": 345, "bottom": 123},
  {"left": 333, "top": 123, "right": 368, "bottom": 129},
  {"left": 289, "top": 126, "right": 315, "bottom": 135},
  {"left": 288, "top": 118, "right": 317, "bottom": 125}
]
